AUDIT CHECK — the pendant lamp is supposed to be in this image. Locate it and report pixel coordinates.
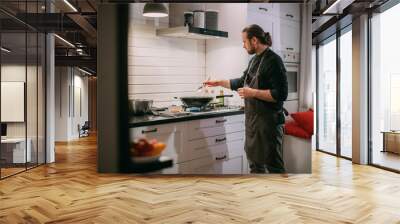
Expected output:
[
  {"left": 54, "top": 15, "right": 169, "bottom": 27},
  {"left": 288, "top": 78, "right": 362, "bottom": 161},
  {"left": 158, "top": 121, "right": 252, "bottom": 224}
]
[{"left": 143, "top": 3, "right": 168, "bottom": 18}]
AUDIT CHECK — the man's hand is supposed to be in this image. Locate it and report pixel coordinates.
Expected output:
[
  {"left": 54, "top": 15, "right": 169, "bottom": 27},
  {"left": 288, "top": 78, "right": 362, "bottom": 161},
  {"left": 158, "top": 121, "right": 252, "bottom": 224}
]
[
  {"left": 203, "top": 80, "right": 221, "bottom": 87},
  {"left": 238, "top": 87, "right": 257, "bottom": 99},
  {"left": 204, "top": 79, "right": 231, "bottom": 89}
]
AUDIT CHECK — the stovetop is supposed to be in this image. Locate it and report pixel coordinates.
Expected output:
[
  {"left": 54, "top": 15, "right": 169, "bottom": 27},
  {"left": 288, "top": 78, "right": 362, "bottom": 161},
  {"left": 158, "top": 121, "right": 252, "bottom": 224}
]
[
  {"left": 155, "top": 105, "right": 243, "bottom": 118},
  {"left": 130, "top": 105, "right": 244, "bottom": 128},
  {"left": 188, "top": 105, "right": 243, "bottom": 114}
]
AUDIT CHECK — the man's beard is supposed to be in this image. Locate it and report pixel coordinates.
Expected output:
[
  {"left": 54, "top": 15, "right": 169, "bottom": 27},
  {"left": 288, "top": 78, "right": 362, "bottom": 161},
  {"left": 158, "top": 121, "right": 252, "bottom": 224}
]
[{"left": 247, "top": 45, "right": 256, "bottom": 55}]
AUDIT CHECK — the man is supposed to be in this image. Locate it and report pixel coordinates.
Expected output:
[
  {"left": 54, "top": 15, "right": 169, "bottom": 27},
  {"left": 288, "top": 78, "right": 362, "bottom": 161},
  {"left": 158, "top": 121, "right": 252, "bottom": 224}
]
[{"left": 204, "top": 24, "right": 288, "bottom": 174}]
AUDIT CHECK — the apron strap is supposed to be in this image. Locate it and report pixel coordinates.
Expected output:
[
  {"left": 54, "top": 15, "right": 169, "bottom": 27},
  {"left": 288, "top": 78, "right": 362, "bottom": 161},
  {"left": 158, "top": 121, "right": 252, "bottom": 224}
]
[{"left": 247, "top": 52, "right": 267, "bottom": 88}]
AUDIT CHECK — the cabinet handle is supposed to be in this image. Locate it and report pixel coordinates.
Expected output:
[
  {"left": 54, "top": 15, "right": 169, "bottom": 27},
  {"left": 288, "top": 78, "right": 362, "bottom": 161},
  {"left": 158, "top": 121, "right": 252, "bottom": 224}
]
[
  {"left": 286, "top": 47, "right": 294, "bottom": 51},
  {"left": 215, "top": 155, "right": 227, "bottom": 161},
  {"left": 215, "top": 137, "right": 226, "bottom": 143},
  {"left": 286, "top": 14, "right": 294, "bottom": 18},
  {"left": 258, "top": 7, "right": 268, "bottom": 12},
  {"left": 215, "top": 119, "right": 227, "bottom": 123},
  {"left": 142, "top": 128, "right": 158, "bottom": 134}
]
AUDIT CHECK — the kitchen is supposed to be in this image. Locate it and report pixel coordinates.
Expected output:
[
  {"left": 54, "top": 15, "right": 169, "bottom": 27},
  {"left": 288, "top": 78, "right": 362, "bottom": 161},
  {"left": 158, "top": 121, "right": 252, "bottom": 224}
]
[{"left": 98, "top": 2, "right": 313, "bottom": 174}]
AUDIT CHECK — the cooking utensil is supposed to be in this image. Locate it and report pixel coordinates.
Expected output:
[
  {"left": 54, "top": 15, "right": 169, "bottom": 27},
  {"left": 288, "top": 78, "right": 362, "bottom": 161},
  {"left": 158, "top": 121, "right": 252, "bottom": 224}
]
[
  {"left": 174, "top": 96, "right": 213, "bottom": 108},
  {"left": 193, "top": 10, "right": 205, "bottom": 28},
  {"left": 205, "top": 10, "right": 218, "bottom": 30},
  {"left": 129, "top": 99, "right": 154, "bottom": 115},
  {"left": 197, "top": 76, "right": 211, "bottom": 92},
  {"left": 184, "top": 12, "right": 194, "bottom": 27}
]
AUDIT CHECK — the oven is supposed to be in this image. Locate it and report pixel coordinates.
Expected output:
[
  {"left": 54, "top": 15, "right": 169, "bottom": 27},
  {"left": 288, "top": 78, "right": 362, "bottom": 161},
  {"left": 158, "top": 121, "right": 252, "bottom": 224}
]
[{"left": 284, "top": 63, "right": 299, "bottom": 101}]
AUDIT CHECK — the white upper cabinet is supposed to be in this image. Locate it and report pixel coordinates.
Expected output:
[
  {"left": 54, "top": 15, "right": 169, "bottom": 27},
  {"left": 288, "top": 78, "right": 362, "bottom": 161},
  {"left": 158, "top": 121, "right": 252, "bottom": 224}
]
[
  {"left": 247, "top": 3, "right": 277, "bottom": 18},
  {"left": 280, "top": 19, "right": 301, "bottom": 54},
  {"left": 277, "top": 3, "right": 301, "bottom": 55},
  {"left": 278, "top": 3, "right": 301, "bottom": 22},
  {"left": 246, "top": 4, "right": 280, "bottom": 52},
  {"left": 246, "top": 3, "right": 301, "bottom": 55}
]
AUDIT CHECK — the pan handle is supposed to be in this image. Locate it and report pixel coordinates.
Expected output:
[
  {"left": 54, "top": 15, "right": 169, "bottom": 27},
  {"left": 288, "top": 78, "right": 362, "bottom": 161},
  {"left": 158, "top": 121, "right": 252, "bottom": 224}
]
[{"left": 215, "top": 95, "right": 233, "bottom": 98}]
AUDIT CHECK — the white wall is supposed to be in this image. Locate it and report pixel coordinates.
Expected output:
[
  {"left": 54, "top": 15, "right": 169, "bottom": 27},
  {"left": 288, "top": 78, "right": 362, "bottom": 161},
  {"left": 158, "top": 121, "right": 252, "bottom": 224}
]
[
  {"left": 55, "top": 67, "right": 69, "bottom": 141},
  {"left": 205, "top": 3, "right": 249, "bottom": 106},
  {"left": 128, "top": 3, "right": 206, "bottom": 107},
  {"left": 1, "top": 64, "right": 46, "bottom": 163},
  {"left": 55, "top": 67, "right": 89, "bottom": 141},
  {"left": 1, "top": 65, "right": 39, "bottom": 138},
  {"left": 72, "top": 74, "right": 89, "bottom": 138},
  {"left": 312, "top": 45, "right": 316, "bottom": 150}
]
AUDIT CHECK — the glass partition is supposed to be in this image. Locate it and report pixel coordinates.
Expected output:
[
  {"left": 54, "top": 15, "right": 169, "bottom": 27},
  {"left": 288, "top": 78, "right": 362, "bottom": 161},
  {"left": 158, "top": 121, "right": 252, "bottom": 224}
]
[
  {"left": 1, "top": 25, "right": 28, "bottom": 177},
  {"left": 0, "top": 1, "right": 46, "bottom": 179}
]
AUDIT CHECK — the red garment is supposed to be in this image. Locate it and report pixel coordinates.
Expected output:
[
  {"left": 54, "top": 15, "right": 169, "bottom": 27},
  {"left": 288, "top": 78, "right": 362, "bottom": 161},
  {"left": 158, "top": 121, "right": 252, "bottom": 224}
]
[
  {"left": 284, "top": 121, "right": 311, "bottom": 139},
  {"left": 290, "top": 109, "right": 314, "bottom": 135}
]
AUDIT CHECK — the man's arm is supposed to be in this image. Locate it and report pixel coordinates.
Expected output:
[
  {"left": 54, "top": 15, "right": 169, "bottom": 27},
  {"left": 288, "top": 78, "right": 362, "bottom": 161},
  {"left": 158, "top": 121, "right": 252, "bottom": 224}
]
[
  {"left": 238, "top": 59, "right": 288, "bottom": 102},
  {"left": 204, "top": 58, "right": 252, "bottom": 90},
  {"left": 204, "top": 79, "right": 231, "bottom": 89},
  {"left": 238, "top": 88, "right": 276, "bottom": 102},
  {"left": 254, "top": 89, "right": 276, "bottom": 102},
  {"left": 204, "top": 72, "right": 247, "bottom": 90}
]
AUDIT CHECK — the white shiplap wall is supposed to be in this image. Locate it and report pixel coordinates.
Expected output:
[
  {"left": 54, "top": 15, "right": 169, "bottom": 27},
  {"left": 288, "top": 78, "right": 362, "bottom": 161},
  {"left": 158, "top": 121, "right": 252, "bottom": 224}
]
[{"left": 128, "top": 4, "right": 206, "bottom": 107}]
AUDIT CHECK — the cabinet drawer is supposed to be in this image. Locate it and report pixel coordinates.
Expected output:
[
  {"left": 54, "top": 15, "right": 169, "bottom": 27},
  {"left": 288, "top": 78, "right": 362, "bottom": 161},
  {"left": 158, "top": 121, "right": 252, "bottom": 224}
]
[
  {"left": 179, "top": 151, "right": 244, "bottom": 174},
  {"left": 189, "top": 122, "right": 244, "bottom": 140},
  {"left": 279, "top": 3, "right": 301, "bottom": 22},
  {"left": 188, "top": 115, "right": 244, "bottom": 140},
  {"left": 188, "top": 115, "right": 244, "bottom": 130},
  {"left": 190, "top": 131, "right": 244, "bottom": 150},
  {"left": 132, "top": 123, "right": 177, "bottom": 137},
  {"left": 221, "top": 156, "right": 244, "bottom": 174},
  {"left": 183, "top": 137, "right": 244, "bottom": 162}
]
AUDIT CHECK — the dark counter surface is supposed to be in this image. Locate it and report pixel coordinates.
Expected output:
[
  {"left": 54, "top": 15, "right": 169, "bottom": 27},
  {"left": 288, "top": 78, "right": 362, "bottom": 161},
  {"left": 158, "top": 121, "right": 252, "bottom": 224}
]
[{"left": 129, "top": 107, "right": 244, "bottom": 128}]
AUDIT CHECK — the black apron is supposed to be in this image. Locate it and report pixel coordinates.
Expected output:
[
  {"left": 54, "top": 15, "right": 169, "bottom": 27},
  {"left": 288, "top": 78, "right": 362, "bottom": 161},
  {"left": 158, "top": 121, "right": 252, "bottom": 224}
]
[{"left": 244, "top": 53, "right": 285, "bottom": 174}]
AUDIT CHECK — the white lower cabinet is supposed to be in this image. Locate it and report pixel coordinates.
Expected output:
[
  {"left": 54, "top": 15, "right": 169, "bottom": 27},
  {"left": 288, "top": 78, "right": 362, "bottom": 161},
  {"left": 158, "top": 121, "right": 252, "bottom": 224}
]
[
  {"left": 130, "top": 123, "right": 184, "bottom": 174},
  {"left": 131, "top": 114, "right": 248, "bottom": 174},
  {"left": 178, "top": 151, "right": 245, "bottom": 175}
]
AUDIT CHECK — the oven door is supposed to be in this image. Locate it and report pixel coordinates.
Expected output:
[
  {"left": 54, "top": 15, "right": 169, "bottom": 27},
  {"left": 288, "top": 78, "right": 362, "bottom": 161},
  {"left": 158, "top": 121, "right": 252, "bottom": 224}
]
[{"left": 285, "top": 63, "right": 299, "bottom": 100}]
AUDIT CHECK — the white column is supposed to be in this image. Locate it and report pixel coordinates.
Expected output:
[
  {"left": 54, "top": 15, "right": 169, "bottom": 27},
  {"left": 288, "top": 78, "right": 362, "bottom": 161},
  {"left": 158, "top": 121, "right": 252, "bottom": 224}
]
[
  {"left": 46, "top": 32, "right": 55, "bottom": 163},
  {"left": 352, "top": 14, "right": 369, "bottom": 164}
]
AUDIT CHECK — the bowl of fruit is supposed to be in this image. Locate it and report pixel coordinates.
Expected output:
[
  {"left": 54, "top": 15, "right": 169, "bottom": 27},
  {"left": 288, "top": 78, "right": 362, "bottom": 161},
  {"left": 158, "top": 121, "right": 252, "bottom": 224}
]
[{"left": 131, "top": 138, "right": 166, "bottom": 163}]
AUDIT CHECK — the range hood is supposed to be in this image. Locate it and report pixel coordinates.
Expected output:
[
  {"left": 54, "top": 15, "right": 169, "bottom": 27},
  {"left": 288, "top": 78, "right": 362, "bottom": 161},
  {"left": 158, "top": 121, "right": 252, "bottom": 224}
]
[{"left": 156, "top": 26, "right": 228, "bottom": 40}]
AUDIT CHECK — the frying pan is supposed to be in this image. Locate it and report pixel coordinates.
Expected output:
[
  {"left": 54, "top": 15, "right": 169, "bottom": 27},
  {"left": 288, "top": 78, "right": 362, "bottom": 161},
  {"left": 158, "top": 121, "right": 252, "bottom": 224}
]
[{"left": 175, "top": 96, "right": 214, "bottom": 108}]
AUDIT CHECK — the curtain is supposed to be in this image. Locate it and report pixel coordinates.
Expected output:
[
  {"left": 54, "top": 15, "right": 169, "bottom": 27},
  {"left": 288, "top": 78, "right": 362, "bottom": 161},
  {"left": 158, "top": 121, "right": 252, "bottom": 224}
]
[{"left": 299, "top": 3, "right": 313, "bottom": 111}]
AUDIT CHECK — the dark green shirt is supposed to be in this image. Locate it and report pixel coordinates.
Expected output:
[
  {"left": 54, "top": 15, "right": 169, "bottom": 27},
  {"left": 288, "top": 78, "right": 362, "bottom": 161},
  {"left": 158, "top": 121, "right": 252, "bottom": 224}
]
[{"left": 230, "top": 48, "right": 288, "bottom": 111}]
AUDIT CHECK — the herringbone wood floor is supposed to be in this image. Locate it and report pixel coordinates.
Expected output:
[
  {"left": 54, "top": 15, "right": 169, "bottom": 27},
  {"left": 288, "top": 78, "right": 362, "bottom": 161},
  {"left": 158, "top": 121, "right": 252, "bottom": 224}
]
[{"left": 1, "top": 135, "right": 400, "bottom": 224}]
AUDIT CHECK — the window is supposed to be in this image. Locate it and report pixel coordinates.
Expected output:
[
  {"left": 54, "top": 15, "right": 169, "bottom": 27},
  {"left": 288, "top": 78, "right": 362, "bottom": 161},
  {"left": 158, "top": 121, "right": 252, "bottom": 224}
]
[
  {"left": 316, "top": 25, "right": 353, "bottom": 159},
  {"left": 317, "top": 36, "right": 337, "bottom": 155},
  {"left": 370, "top": 3, "right": 400, "bottom": 171},
  {"left": 340, "top": 28, "right": 352, "bottom": 158}
]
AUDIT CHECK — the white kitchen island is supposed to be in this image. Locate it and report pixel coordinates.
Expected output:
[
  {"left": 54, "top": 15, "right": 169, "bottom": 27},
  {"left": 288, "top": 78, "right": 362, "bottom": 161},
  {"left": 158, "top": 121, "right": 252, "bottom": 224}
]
[
  {"left": 130, "top": 109, "right": 248, "bottom": 174},
  {"left": 130, "top": 107, "right": 311, "bottom": 174}
]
